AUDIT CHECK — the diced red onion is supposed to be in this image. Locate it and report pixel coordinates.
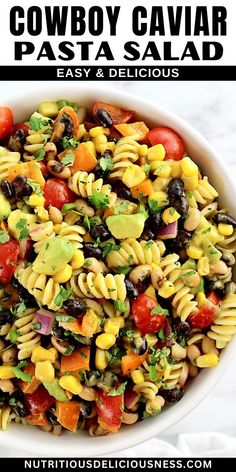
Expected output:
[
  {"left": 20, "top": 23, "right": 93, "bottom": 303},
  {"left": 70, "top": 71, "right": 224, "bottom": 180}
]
[
  {"left": 124, "top": 387, "right": 140, "bottom": 410},
  {"left": 158, "top": 221, "right": 178, "bottom": 240},
  {"left": 32, "top": 309, "right": 55, "bottom": 335},
  {"left": 19, "top": 238, "right": 33, "bottom": 260}
]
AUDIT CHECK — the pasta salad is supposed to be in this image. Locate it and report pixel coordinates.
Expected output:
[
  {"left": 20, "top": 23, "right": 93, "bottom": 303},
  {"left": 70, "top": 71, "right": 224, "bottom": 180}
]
[{"left": 0, "top": 100, "right": 236, "bottom": 436}]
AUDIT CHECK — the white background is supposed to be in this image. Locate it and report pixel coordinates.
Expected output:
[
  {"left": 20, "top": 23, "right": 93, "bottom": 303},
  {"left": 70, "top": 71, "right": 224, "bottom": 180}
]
[{"left": 0, "top": 79, "right": 236, "bottom": 455}]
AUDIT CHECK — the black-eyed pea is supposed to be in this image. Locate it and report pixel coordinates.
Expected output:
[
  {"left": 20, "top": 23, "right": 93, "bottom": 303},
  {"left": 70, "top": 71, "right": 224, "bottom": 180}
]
[
  {"left": 184, "top": 208, "right": 201, "bottom": 232},
  {"left": 74, "top": 198, "right": 95, "bottom": 217},
  {"left": 49, "top": 206, "right": 63, "bottom": 224},
  {"left": 79, "top": 386, "right": 97, "bottom": 402},
  {"left": 0, "top": 379, "right": 15, "bottom": 394},
  {"left": 129, "top": 264, "right": 152, "bottom": 285},
  {"left": 179, "top": 362, "right": 189, "bottom": 386},
  {"left": 210, "top": 261, "right": 228, "bottom": 275},
  {"left": 47, "top": 160, "right": 71, "bottom": 179},
  {"left": 186, "top": 344, "right": 201, "bottom": 365},
  {"left": 122, "top": 412, "right": 139, "bottom": 424},
  {"left": 44, "top": 142, "right": 57, "bottom": 161},
  {"left": 202, "top": 336, "right": 219, "bottom": 356},
  {"left": 188, "top": 363, "right": 199, "bottom": 378},
  {"left": 2, "top": 346, "right": 17, "bottom": 365}
]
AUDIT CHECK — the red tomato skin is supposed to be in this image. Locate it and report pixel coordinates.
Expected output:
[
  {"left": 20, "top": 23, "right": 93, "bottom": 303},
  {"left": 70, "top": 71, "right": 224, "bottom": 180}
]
[
  {"left": 0, "top": 107, "right": 14, "bottom": 140},
  {"left": 96, "top": 390, "right": 122, "bottom": 428},
  {"left": 38, "top": 161, "right": 49, "bottom": 178},
  {"left": 148, "top": 126, "right": 185, "bottom": 161},
  {"left": 188, "top": 304, "right": 217, "bottom": 329},
  {"left": 132, "top": 294, "right": 165, "bottom": 334},
  {"left": 0, "top": 240, "right": 20, "bottom": 287},
  {"left": 11, "top": 123, "right": 29, "bottom": 136},
  {"left": 24, "top": 385, "right": 54, "bottom": 415},
  {"left": 43, "top": 178, "right": 76, "bottom": 210}
]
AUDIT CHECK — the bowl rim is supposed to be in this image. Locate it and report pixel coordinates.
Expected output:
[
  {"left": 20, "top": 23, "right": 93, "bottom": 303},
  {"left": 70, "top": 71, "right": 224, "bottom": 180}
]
[{"left": 1, "top": 83, "right": 236, "bottom": 457}]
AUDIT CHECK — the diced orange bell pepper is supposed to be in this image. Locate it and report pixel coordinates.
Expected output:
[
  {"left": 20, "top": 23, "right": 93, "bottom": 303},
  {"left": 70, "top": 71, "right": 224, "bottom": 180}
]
[
  {"left": 61, "top": 347, "right": 90, "bottom": 373},
  {"left": 27, "top": 412, "right": 49, "bottom": 426},
  {"left": 114, "top": 122, "right": 149, "bottom": 142},
  {"left": 59, "top": 311, "right": 98, "bottom": 337},
  {"left": 93, "top": 102, "right": 134, "bottom": 125},
  {"left": 98, "top": 417, "right": 120, "bottom": 433},
  {"left": 131, "top": 179, "right": 153, "bottom": 198},
  {"left": 207, "top": 291, "right": 220, "bottom": 305},
  {"left": 19, "top": 363, "right": 41, "bottom": 394},
  {"left": 56, "top": 401, "right": 80, "bottom": 432},
  {"left": 70, "top": 143, "right": 97, "bottom": 174},
  {"left": 103, "top": 207, "right": 114, "bottom": 219},
  {"left": 121, "top": 351, "right": 148, "bottom": 376},
  {"left": 8, "top": 161, "right": 45, "bottom": 188}
]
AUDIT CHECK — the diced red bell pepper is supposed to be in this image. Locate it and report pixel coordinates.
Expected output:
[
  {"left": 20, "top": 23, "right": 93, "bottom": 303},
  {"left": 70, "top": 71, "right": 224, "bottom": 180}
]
[
  {"left": 24, "top": 385, "right": 54, "bottom": 415},
  {"left": 0, "top": 240, "right": 20, "bottom": 287}
]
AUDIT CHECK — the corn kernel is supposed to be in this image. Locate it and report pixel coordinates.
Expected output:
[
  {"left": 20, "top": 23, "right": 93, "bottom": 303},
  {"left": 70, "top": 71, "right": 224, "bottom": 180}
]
[
  {"left": 218, "top": 223, "right": 234, "bottom": 236},
  {"left": 53, "top": 264, "right": 73, "bottom": 283},
  {"left": 153, "top": 162, "right": 172, "bottom": 178},
  {"left": 196, "top": 353, "right": 219, "bottom": 368},
  {"left": 147, "top": 144, "right": 165, "bottom": 162},
  {"left": 182, "top": 174, "right": 199, "bottom": 190},
  {"left": 186, "top": 245, "right": 203, "bottom": 260},
  {"left": 149, "top": 191, "right": 169, "bottom": 207},
  {"left": 196, "top": 292, "right": 207, "bottom": 307},
  {"left": 145, "top": 333, "right": 158, "bottom": 347},
  {"left": 70, "top": 249, "right": 85, "bottom": 269},
  {"left": 181, "top": 157, "right": 198, "bottom": 177},
  {"left": 38, "top": 102, "right": 59, "bottom": 117},
  {"left": 96, "top": 333, "right": 116, "bottom": 350},
  {"left": 35, "top": 361, "right": 54, "bottom": 382},
  {"left": 171, "top": 161, "right": 182, "bottom": 178},
  {"left": 104, "top": 318, "right": 120, "bottom": 336},
  {"left": 28, "top": 194, "right": 45, "bottom": 208},
  {"left": 59, "top": 375, "right": 83, "bottom": 394},
  {"left": 152, "top": 177, "right": 170, "bottom": 192},
  {"left": 197, "top": 257, "right": 210, "bottom": 276},
  {"left": 76, "top": 124, "right": 87, "bottom": 141},
  {"left": 53, "top": 224, "right": 62, "bottom": 234},
  {"left": 131, "top": 370, "right": 144, "bottom": 385},
  {"left": 0, "top": 366, "right": 16, "bottom": 379},
  {"left": 144, "top": 285, "right": 157, "bottom": 302},
  {"left": 140, "top": 144, "right": 148, "bottom": 158},
  {"left": 35, "top": 206, "right": 49, "bottom": 222},
  {"left": 94, "top": 134, "right": 108, "bottom": 153},
  {"left": 122, "top": 164, "right": 146, "bottom": 188},
  {"left": 158, "top": 280, "right": 176, "bottom": 298},
  {"left": 162, "top": 207, "right": 181, "bottom": 225},
  {"left": 31, "top": 345, "right": 56, "bottom": 363},
  {"left": 115, "top": 316, "right": 125, "bottom": 328},
  {"left": 89, "top": 126, "right": 110, "bottom": 138},
  {"left": 95, "top": 348, "right": 109, "bottom": 370}
]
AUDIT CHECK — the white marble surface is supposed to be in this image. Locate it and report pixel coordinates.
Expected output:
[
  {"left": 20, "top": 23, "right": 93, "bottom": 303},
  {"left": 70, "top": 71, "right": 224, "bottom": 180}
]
[{"left": 0, "top": 80, "right": 236, "bottom": 455}]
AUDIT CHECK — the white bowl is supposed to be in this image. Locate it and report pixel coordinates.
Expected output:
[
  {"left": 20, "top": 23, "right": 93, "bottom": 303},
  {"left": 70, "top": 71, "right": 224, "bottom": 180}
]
[{"left": 1, "top": 84, "right": 236, "bottom": 457}]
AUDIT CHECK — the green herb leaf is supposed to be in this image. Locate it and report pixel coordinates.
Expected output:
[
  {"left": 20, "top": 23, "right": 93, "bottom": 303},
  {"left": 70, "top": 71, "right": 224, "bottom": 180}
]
[
  {"left": 120, "top": 328, "right": 133, "bottom": 339},
  {"left": 9, "top": 397, "right": 24, "bottom": 409},
  {"left": 57, "top": 99, "right": 78, "bottom": 112},
  {"left": 54, "top": 288, "right": 72, "bottom": 307},
  {"left": 16, "top": 218, "right": 27, "bottom": 230},
  {"left": 179, "top": 270, "right": 196, "bottom": 279},
  {"left": 100, "top": 156, "right": 113, "bottom": 172},
  {"left": 151, "top": 306, "right": 169, "bottom": 316},
  {"left": 78, "top": 351, "right": 87, "bottom": 359},
  {"left": 0, "top": 231, "right": 10, "bottom": 244},
  {"left": 29, "top": 116, "right": 51, "bottom": 132},
  {"left": 108, "top": 381, "right": 127, "bottom": 396},
  {"left": 142, "top": 163, "right": 151, "bottom": 175},
  {"left": 19, "top": 227, "right": 29, "bottom": 241},
  {"left": 12, "top": 361, "right": 32, "bottom": 383},
  {"left": 62, "top": 136, "right": 78, "bottom": 150},
  {"left": 83, "top": 215, "right": 90, "bottom": 231},
  {"left": 187, "top": 191, "right": 193, "bottom": 198},
  {"left": 115, "top": 266, "right": 132, "bottom": 275},
  {"left": 10, "top": 302, "right": 27, "bottom": 316},
  {"left": 27, "top": 179, "right": 43, "bottom": 196},
  {"left": 149, "top": 365, "right": 158, "bottom": 381},
  {"left": 148, "top": 200, "right": 163, "bottom": 213},
  {"left": 34, "top": 148, "right": 46, "bottom": 161},
  {"left": 83, "top": 260, "right": 93, "bottom": 267},
  {"left": 102, "top": 242, "right": 120, "bottom": 258},
  {"left": 64, "top": 345, "right": 75, "bottom": 356},
  {"left": 145, "top": 240, "right": 154, "bottom": 250},
  {"left": 61, "top": 203, "right": 76, "bottom": 214},
  {"left": 202, "top": 227, "right": 211, "bottom": 234},
  {"left": 109, "top": 346, "right": 125, "bottom": 365},
  {"left": 138, "top": 205, "right": 149, "bottom": 221},
  {"left": 61, "top": 153, "right": 75, "bottom": 166},
  {"left": 32, "top": 322, "right": 41, "bottom": 331},
  {"left": 56, "top": 313, "right": 74, "bottom": 323},
  {"left": 8, "top": 330, "right": 19, "bottom": 343},
  {"left": 88, "top": 190, "right": 109, "bottom": 210},
  {"left": 114, "top": 300, "right": 127, "bottom": 313}
]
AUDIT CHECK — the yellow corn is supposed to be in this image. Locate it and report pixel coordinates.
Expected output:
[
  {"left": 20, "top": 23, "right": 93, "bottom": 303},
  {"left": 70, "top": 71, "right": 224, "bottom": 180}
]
[
  {"left": 53, "top": 264, "right": 73, "bottom": 283},
  {"left": 28, "top": 194, "right": 45, "bottom": 208},
  {"left": 115, "top": 316, "right": 125, "bottom": 328},
  {"left": 31, "top": 345, "right": 57, "bottom": 363},
  {"left": 76, "top": 124, "right": 87, "bottom": 141},
  {"left": 158, "top": 280, "right": 176, "bottom": 298},
  {"left": 71, "top": 249, "right": 85, "bottom": 269},
  {"left": 181, "top": 157, "right": 198, "bottom": 176},
  {"left": 122, "top": 164, "right": 146, "bottom": 188},
  {"left": 104, "top": 318, "right": 121, "bottom": 336},
  {"left": 96, "top": 333, "right": 116, "bottom": 350},
  {"left": 182, "top": 174, "right": 199, "bottom": 190},
  {"left": 89, "top": 126, "right": 110, "bottom": 138},
  {"left": 186, "top": 245, "right": 203, "bottom": 260},
  {"left": 197, "top": 257, "right": 210, "bottom": 276},
  {"left": 147, "top": 144, "right": 165, "bottom": 162},
  {"left": 218, "top": 223, "right": 234, "bottom": 236},
  {"left": 35, "top": 361, "right": 54, "bottom": 382},
  {"left": 144, "top": 285, "right": 157, "bottom": 302},
  {"left": 196, "top": 292, "right": 207, "bottom": 307},
  {"left": 95, "top": 348, "right": 109, "bottom": 370},
  {"left": 145, "top": 333, "right": 158, "bottom": 347},
  {"left": 59, "top": 375, "right": 83, "bottom": 395},
  {"left": 140, "top": 144, "right": 148, "bottom": 158},
  {"left": 53, "top": 224, "right": 62, "bottom": 234},
  {"left": 196, "top": 353, "right": 219, "bottom": 368},
  {"left": 0, "top": 366, "right": 16, "bottom": 379},
  {"left": 35, "top": 206, "right": 49, "bottom": 222},
  {"left": 171, "top": 161, "right": 182, "bottom": 178},
  {"left": 153, "top": 162, "right": 172, "bottom": 178},
  {"left": 162, "top": 207, "right": 181, "bottom": 225},
  {"left": 149, "top": 191, "right": 169, "bottom": 207},
  {"left": 38, "top": 101, "right": 59, "bottom": 117},
  {"left": 93, "top": 134, "right": 108, "bottom": 153},
  {"left": 131, "top": 370, "right": 145, "bottom": 385}
]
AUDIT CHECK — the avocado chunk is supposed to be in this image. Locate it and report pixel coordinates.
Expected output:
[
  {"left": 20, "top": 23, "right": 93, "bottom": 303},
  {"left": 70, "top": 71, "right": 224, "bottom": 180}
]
[
  {"left": 181, "top": 258, "right": 197, "bottom": 271},
  {"left": 0, "top": 192, "right": 11, "bottom": 221},
  {"left": 33, "top": 236, "right": 74, "bottom": 275},
  {"left": 7, "top": 209, "right": 36, "bottom": 239},
  {"left": 42, "top": 379, "right": 68, "bottom": 402},
  {"left": 202, "top": 239, "right": 222, "bottom": 264},
  {"left": 106, "top": 213, "right": 146, "bottom": 239}
]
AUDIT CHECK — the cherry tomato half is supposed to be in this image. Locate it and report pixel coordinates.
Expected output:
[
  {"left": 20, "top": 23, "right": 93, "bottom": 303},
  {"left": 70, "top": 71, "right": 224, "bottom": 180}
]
[
  {"left": 43, "top": 178, "right": 76, "bottom": 210},
  {"left": 188, "top": 303, "right": 217, "bottom": 329},
  {"left": 132, "top": 294, "right": 165, "bottom": 334},
  {"left": 24, "top": 385, "right": 54, "bottom": 415},
  {"left": 148, "top": 126, "right": 185, "bottom": 161},
  {"left": 0, "top": 240, "right": 20, "bottom": 287},
  {"left": 0, "top": 107, "right": 14, "bottom": 140},
  {"left": 96, "top": 389, "right": 123, "bottom": 430}
]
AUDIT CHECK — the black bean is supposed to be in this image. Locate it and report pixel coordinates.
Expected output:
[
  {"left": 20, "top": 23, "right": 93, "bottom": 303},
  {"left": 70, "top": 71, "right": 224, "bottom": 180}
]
[
  {"left": 8, "top": 129, "right": 27, "bottom": 153},
  {"left": 85, "top": 370, "right": 103, "bottom": 387},
  {"left": 12, "top": 175, "right": 32, "bottom": 199},
  {"left": 169, "top": 229, "right": 192, "bottom": 251},
  {"left": 83, "top": 243, "right": 103, "bottom": 260},
  {"left": 91, "top": 224, "right": 110, "bottom": 241},
  {"left": 136, "top": 276, "right": 151, "bottom": 294},
  {"left": 93, "top": 152, "right": 112, "bottom": 179},
  {"left": 80, "top": 401, "right": 92, "bottom": 418},
  {"left": 46, "top": 409, "right": 59, "bottom": 425},
  {"left": 116, "top": 182, "right": 133, "bottom": 201},
  {"left": 148, "top": 212, "right": 162, "bottom": 233},
  {"left": 133, "top": 337, "right": 147, "bottom": 355},
  {"left": 169, "top": 195, "right": 189, "bottom": 215},
  {"left": 11, "top": 278, "right": 35, "bottom": 306},
  {"left": 125, "top": 279, "right": 138, "bottom": 299},
  {"left": 94, "top": 108, "right": 113, "bottom": 128},
  {"left": 161, "top": 387, "right": 184, "bottom": 404},
  {"left": 0, "top": 392, "right": 10, "bottom": 408},
  {"left": 0, "top": 310, "right": 14, "bottom": 326},
  {"left": 9, "top": 391, "right": 27, "bottom": 418},
  {"left": 172, "top": 319, "right": 191, "bottom": 337},
  {"left": 167, "top": 178, "right": 184, "bottom": 197},
  {"left": 52, "top": 322, "right": 68, "bottom": 341},
  {"left": 63, "top": 299, "right": 86, "bottom": 318},
  {"left": 212, "top": 281, "right": 236, "bottom": 299},
  {"left": 213, "top": 212, "right": 236, "bottom": 227},
  {"left": 141, "top": 229, "right": 155, "bottom": 241},
  {"left": 0, "top": 180, "right": 15, "bottom": 199}
]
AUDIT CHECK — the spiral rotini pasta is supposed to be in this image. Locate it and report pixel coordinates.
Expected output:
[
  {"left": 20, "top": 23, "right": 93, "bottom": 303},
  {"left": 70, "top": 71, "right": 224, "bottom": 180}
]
[
  {"left": 106, "top": 239, "right": 161, "bottom": 268},
  {"left": 58, "top": 222, "right": 86, "bottom": 250},
  {"left": 68, "top": 171, "right": 111, "bottom": 198},
  {"left": 110, "top": 138, "right": 140, "bottom": 179},
  {"left": 23, "top": 112, "right": 52, "bottom": 161},
  {"left": 187, "top": 176, "right": 218, "bottom": 208},
  {"left": 0, "top": 146, "right": 20, "bottom": 181},
  {"left": 0, "top": 406, "right": 14, "bottom": 431},
  {"left": 207, "top": 294, "right": 236, "bottom": 349},
  {"left": 69, "top": 272, "right": 126, "bottom": 301},
  {"left": 6, "top": 307, "right": 40, "bottom": 360},
  {"left": 30, "top": 221, "right": 55, "bottom": 253}
]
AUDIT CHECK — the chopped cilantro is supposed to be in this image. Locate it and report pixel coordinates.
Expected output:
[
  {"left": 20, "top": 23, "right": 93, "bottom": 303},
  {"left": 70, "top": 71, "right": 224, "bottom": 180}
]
[
  {"left": 109, "top": 346, "right": 125, "bottom": 365},
  {"left": 78, "top": 351, "right": 87, "bottom": 359},
  {"left": 10, "top": 302, "right": 27, "bottom": 316},
  {"left": 142, "top": 163, "right": 151, "bottom": 175},
  {"left": 16, "top": 218, "right": 27, "bottom": 230},
  {"left": 120, "top": 328, "right": 133, "bottom": 338},
  {"left": 88, "top": 190, "right": 109, "bottom": 210},
  {"left": 62, "top": 136, "right": 78, "bottom": 150},
  {"left": 56, "top": 313, "right": 74, "bottom": 323},
  {"left": 57, "top": 99, "right": 78, "bottom": 112},
  {"left": 12, "top": 361, "right": 32, "bottom": 383},
  {"left": 54, "top": 288, "right": 72, "bottom": 307},
  {"left": 29, "top": 115, "right": 51, "bottom": 132},
  {"left": 139, "top": 204, "right": 149, "bottom": 220},
  {"left": 148, "top": 199, "right": 163, "bottom": 213},
  {"left": 64, "top": 345, "right": 75, "bottom": 356},
  {"left": 202, "top": 227, "right": 211, "bottom": 234},
  {"left": 32, "top": 322, "right": 41, "bottom": 331},
  {"left": 210, "top": 249, "right": 218, "bottom": 255},
  {"left": 145, "top": 240, "right": 154, "bottom": 250},
  {"left": 100, "top": 156, "right": 113, "bottom": 172},
  {"left": 151, "top": 306, "right": 169, "bottom": 316},
  {"left": 61, "top": 153, "right": 75, "bottom": 166},
  {"left": 61, "top": 203, "right": 76, "bottom": 214},
  {"left": 149, "top": 365, "right": 158, "bottom": 381},
  {"left": 102, "top": 242, "right": 120, "bottom": 258},
  {"left": 8, "top": 330, "right": 19, "bottom": 343},
  {"left": 108, "top": 288, "right": 116, "bottom": 293},
  {"left": 114, "top": 300, "right": 127, "bottom": 313},
  {"left": 83, "top": 215, "right": 90, "bottom": 231},
  {"left": 83, "top": 260, "right": 93, "bottom": 267},
  {"left": 34, "top": 148, "right": 46, "bottom": 161},
  {"left": 157, "top": 329, "right": 165, "bottom": 341},
  {"left": 137, "top": 193, "right": 144, "bottom": 201},
  {"left": 0, "top": 231, "right": 10, "bottom": 244},
  {"left": 115, "top": 266, "right": 132, "bottom": 275},
  {"left": 187, "top": 191, "right": 193, "bottom": 198},
  {"left": 127, "top": 255, "right": 134, "bottom": 264},
  {"left": 179, "top": 270, "right": 196, "bottom": 279},
  {"left": 27, "top": 179, "right": 43, "bottom": 196},
  {"left": 108, "top": 381, "right": 127, "bottom": 397}
]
